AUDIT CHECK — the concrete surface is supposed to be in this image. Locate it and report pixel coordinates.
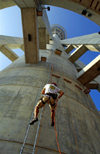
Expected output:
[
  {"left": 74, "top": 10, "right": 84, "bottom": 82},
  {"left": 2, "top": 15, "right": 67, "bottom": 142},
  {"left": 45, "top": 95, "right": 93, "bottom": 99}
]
[{"left": 0, "top": 50, "right": 100, "bottom": 154}]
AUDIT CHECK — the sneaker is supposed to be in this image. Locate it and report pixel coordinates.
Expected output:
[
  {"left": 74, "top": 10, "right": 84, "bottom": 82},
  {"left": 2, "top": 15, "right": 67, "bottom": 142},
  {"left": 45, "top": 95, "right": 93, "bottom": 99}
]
[
  {"left": 30, "top": 118, "right": 38, "bottom": 125},
  {"left": 51, "top": 121, "right": 54, "bottom": 127}
]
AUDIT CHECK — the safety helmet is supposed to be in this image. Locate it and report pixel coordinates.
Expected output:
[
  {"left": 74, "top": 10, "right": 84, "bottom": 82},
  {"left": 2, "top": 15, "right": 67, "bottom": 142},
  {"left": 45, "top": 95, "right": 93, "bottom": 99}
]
[{"left": 51, "top": 82, "right": 57, "bottom": 86}]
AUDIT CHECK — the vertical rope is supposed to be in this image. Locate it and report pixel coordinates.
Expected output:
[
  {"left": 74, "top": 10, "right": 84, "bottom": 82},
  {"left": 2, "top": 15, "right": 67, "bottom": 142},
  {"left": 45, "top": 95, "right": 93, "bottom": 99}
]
[
  {"left": 32, "top": 64, "right": 52, "bottom": 154},
  {"left": 33, "top": 63, "right": 62, "bottom": 154},
  {"left": 20, "top": 85, "right": 42, "bottom": 154},
  {"left": 32, "top": 108, "right": 43, "bottom": 154},
  {"left": 51, "top": 64, "right": 62, "bottom": 154},
  {"left": 50, "top": 64, "right": 53, "bottom": 82},
  {"left": 54, "top": 100, "right": 62, "bottom": 154}
]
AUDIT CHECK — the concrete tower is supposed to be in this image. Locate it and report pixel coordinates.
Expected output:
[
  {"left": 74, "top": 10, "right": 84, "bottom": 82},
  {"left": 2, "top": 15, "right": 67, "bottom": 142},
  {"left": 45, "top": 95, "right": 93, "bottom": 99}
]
[{"left": 0, "top": 1, "right": 100, "bottom": 154}]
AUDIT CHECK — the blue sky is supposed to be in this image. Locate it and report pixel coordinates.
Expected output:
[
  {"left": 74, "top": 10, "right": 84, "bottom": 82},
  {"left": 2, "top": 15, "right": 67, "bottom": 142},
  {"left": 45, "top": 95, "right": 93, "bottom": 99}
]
[{"left": 0, "top": 6, "right": 100, "bottom": 110}]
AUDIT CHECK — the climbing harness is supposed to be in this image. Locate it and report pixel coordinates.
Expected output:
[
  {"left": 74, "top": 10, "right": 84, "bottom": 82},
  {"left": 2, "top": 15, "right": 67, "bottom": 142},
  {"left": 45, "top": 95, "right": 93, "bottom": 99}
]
[
  {"left": 46, "top": 92, "right": 58, "bottom": 100},
  {"left": 40, "top": 96, "right": 50, "bottom": 104}
]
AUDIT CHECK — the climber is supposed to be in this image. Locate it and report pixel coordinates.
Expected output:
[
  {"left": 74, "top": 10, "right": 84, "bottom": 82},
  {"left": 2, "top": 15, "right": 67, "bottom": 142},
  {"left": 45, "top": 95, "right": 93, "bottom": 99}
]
[{"left": 30, "top": 82, "right": 64, "bottom": 126}]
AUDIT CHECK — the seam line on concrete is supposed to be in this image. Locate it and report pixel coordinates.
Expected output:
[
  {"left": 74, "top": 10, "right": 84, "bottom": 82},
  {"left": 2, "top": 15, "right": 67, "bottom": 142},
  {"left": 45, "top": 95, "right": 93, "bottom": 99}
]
[
  {"left": 0, "top": 138, "right": 23, "bottom": 145},
  {"left": 0, "top": 84, "right": 41, "bottom": 88},
  {"left": 0, "top": 138, "right": 67, "bottom": 154},
  {"left": 35, "top": 145, "right": 67, "bottom": 154},
  {"left": 1, "top": 66, "right": 50, "bottom": 72}
]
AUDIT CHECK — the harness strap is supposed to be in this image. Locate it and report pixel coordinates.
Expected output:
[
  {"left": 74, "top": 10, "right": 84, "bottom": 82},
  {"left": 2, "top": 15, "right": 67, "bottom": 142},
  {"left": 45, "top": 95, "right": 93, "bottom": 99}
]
[
  {"left": 40, "top": 96, "right": 50, "bottom": 104},
  {"left": 46, "top": 93, "right": 58, "bottom": 100},
  {"left": 50, "top": 101, "right": 56, "bottom": 107}
]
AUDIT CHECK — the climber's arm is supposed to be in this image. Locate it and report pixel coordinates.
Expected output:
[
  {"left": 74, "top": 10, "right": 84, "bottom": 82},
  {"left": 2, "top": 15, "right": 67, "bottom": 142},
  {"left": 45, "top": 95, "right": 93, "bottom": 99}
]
[
  {"left": 41, "top": 88, "right": 45, "bottom": 94},
  {"left": 58, "top": 90, "right": 64, "bottom": 99}
]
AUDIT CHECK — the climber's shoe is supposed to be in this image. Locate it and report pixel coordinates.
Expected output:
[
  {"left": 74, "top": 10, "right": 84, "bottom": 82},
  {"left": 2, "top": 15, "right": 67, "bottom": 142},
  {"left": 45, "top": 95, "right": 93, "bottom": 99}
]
[{"left": 30, "top": 118, "right": 38, "bottom": 125}]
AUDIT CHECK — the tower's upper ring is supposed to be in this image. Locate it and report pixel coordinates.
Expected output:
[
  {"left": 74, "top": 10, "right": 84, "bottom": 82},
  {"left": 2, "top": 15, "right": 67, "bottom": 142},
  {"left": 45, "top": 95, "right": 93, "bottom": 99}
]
[{"left": 51, "top": 24, "right": 67, "bottom": 40}]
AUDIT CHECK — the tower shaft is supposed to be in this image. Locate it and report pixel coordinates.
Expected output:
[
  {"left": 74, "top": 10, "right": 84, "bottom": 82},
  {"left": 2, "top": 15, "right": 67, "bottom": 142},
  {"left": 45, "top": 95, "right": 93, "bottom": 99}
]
[{"left": 0, "top": 51, "right": 100, "bottom": 154}]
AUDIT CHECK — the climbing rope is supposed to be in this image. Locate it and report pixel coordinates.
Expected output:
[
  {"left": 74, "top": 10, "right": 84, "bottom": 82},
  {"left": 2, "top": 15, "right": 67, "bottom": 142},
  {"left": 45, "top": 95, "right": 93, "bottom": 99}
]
[
  {"left": 32, "top": 64, "right": 52, "bottom": 154},
  {"left": 51, "top": 64, "right": 79, "bottom": 154},
  {"left": 20, "top": 82, "right": 44, "bottom": 154},
  {"left": 54, "top": 100, "right": 62, "bottom": 154},
  {"left": 50, "top": 64, "right": 53, "bottom": 82},
  {"left": 20, "top": 63, "right": 62, "bottom": 154},
  {"left": 20, "top": 64, "right": 51, "bottom": 154},
  {"left": 32, "top": 108, "right": 43, "bottom": 154},
  {"left": 50, "top": 64, "right": 62, "bottom": 154}
]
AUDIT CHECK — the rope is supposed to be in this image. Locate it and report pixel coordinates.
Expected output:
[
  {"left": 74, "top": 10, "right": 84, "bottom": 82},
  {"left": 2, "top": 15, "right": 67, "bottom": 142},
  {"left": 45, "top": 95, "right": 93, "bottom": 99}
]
[
  {"left": 50, "top": 64, "right": 62, "bottom": 154},
  {"left": 20, "top": 63, "right": 62, "bottom": 154},
  {"left": 50, "top": 64, "right": 53, "bottom": 82},
  {"left": 20, "top": 64, "right": 51, "bottom": 154},
  {"left": 33, "top": 64, "right": 62, "bottom": 154},
  {"left": 54, "top": 101, "right": 62, "bottom": 154},
  {"left": 20, "top": 85, "right": 42, "bottom": 154},
  {"left": 32, "top": 108, "right": 43, "bottom": 154},
  {"left": 32, "top": 64, "right": 52, "bottom": 154},
  {"left": 51, "top": 63, "right": 79, "bottom": 154}
]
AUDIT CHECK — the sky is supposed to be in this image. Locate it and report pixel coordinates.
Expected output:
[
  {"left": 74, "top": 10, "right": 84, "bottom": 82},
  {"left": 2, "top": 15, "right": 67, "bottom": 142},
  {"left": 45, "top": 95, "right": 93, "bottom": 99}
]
[{"left": 0, "top": 5, "right": 100, "bottom": 110}]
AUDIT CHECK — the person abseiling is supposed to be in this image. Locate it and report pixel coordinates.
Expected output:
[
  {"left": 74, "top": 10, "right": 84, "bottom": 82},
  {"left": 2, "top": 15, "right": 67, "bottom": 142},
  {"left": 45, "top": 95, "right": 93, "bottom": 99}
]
[{"left": 30, "top": 82, "right": 64, "bottom": 126}]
